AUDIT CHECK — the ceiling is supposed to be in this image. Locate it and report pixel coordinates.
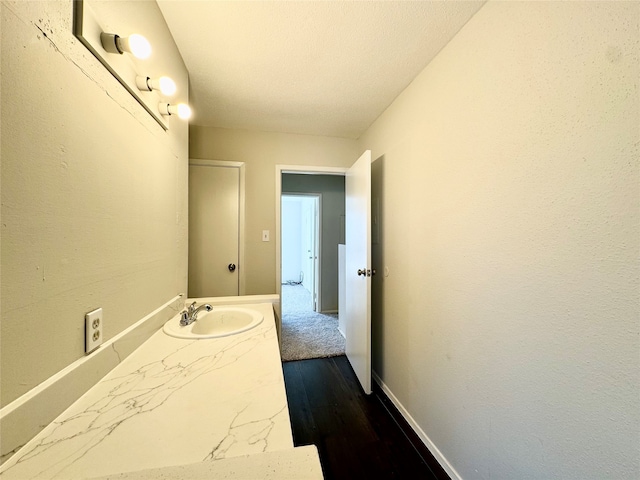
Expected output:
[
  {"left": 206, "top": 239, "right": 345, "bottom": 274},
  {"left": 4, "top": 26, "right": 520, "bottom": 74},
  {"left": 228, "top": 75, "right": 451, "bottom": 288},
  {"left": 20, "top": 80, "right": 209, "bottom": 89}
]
[{"left": 157, "top": 1, "right": 485, "bottom": 139}]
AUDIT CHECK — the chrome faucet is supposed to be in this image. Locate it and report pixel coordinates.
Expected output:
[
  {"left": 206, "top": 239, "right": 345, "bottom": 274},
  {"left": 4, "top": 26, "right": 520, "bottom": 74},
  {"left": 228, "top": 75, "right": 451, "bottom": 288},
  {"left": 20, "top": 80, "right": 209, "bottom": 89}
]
[{"left": 179, "top": 301, "right": 213, "bottom": 326}]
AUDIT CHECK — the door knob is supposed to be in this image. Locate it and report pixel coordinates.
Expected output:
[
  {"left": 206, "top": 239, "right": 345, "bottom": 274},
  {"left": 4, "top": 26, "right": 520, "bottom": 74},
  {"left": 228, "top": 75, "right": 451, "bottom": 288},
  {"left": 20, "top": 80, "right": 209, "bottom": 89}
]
[
  {"left": 228, "top": 264, "right": 236, "bottom": 272},
  {"left": 357, "top": 268, "right": 376, "bottom": 277}
]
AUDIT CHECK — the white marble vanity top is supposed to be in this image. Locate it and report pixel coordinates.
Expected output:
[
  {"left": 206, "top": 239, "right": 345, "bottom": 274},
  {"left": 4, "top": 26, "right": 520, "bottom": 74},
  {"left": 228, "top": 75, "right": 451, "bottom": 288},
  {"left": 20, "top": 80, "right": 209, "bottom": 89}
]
[
  {"left": 0, "top": 302, "right": 315, "bottom": 479},
  {"left": 88, "top": 445, "right": 322, "bottom": 480}
]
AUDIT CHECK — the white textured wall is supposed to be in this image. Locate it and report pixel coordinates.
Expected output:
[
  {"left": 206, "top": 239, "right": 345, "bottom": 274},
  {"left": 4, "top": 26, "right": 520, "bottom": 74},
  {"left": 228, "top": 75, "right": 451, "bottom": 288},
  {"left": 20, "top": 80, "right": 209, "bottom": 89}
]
[
  {"left": 189, "top": 126, "right": 359, "bottom": 295},
  {"left": 362, "top": 2, "right": 639, "bottom": 479},
  {"left": 1, "top": 1, "right": 188, "bottom": 406}
]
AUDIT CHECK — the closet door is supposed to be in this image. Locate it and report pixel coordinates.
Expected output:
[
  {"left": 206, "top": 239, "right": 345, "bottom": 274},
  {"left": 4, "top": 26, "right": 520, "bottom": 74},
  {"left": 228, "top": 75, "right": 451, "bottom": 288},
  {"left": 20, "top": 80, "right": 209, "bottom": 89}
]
[{"left": 189, "top": 163, "right": 240, "bottom": 297}]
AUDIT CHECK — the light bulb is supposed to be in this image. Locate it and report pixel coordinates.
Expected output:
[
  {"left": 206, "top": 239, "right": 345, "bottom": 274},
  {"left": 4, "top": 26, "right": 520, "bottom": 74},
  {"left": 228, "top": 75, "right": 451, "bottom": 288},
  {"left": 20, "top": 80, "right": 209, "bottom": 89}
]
[
  {"left": 100, "top": 32, "right": 151, "bottom": 59},
  {"left": 136, "top": 76, "right": 176, "bottom": 96},
  {"left": 124, "top": 34, "right": 151, "bottom": 59},
  {"left": 176, "top": 104, "right": 191, "bottom": 120},
  {"left": 156, "top": 77, "right": 176, "bottom": 96},
  {"left": 158, "top": 103, "right": 192, "bottom": 121}
]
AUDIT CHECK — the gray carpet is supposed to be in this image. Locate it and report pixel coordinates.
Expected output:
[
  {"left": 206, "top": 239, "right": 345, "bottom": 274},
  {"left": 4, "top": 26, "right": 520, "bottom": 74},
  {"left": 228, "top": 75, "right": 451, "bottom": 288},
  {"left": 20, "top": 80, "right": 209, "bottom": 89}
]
[{"left": 280, "top": 284, "right": 345, "bottom": 362}]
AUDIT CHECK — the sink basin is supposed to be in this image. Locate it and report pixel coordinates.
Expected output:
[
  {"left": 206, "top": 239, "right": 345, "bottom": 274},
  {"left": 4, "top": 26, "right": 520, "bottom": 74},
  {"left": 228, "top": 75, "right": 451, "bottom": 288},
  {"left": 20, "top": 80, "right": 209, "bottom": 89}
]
[{"left": 163, "top": 307, "right": 264, "bottom": 339}]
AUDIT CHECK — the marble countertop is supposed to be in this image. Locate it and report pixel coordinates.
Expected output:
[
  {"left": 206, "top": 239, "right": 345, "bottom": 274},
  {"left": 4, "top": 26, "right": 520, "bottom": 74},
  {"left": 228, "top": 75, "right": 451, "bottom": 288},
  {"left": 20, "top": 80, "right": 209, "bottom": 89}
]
[
  {"left": 88, "top": 445, "right": 322, "bottom": 480},
  {"left": 0, "top": 302, "right": 311, "bottom": 479}
]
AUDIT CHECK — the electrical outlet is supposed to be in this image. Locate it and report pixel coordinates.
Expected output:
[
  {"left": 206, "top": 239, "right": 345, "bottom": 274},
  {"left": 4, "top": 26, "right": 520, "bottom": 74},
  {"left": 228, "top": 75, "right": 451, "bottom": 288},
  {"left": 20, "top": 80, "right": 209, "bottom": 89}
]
[{"left": 85, "top": 308, "right": 103, "bottom": 354}]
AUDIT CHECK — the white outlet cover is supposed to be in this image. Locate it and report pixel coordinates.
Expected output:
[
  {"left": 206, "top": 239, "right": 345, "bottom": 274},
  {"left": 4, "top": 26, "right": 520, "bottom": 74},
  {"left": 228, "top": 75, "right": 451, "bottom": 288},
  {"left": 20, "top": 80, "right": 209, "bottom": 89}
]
[{"left": 85, "top": 308, "right": 103, "bottom": 354}]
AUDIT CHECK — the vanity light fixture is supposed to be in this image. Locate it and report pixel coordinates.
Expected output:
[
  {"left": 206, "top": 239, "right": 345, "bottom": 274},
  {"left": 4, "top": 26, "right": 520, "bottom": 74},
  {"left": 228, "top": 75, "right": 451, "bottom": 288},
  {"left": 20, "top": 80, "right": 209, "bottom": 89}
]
[
  {"left": 136, "top": 76, "right": 176, "bottom": 96},
  {"left": 158, "top": 103, "right": 192, "bottom": 120},
  {"left": 100, "top": 32, "right": 151, "bottom": 59}
]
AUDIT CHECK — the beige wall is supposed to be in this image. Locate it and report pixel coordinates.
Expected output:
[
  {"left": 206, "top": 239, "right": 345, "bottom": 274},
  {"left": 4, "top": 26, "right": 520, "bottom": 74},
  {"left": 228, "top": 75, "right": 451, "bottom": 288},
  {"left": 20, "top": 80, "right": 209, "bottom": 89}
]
[
  {"left": 362, "top": 2, "right": 639, "bottom": 479},
  {"left": 1, "top": 1, "right": 188, "bottom": 406},
  {"left": 189, "top": 126, "right": 360, "bottom": 294}
]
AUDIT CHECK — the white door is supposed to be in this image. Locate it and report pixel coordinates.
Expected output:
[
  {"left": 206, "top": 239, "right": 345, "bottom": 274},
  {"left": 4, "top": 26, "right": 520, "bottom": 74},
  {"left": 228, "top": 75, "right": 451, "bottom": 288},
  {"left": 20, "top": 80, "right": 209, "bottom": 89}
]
[
  {"left": 301, "top": 198, "right": 314, "bottom": 300},
  {"left": 301, "top": 197, "right": 320, "bottom": 311},
  {"left": 345, "top": 150, "right": 372, "bottom": 394},
  {"left": 189, "top": 164, "right": 239, "bottom": 297}
]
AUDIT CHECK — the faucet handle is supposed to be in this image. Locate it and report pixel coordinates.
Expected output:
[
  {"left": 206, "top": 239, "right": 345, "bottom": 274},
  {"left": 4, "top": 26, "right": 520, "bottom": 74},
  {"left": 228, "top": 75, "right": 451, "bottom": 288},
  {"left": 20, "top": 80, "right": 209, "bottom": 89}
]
[
  {"left": 187, "top": 301, "right": 197, "bottom": 314},
  {"left": 179, "top": 310, "right": 189, "bottom": 326}
]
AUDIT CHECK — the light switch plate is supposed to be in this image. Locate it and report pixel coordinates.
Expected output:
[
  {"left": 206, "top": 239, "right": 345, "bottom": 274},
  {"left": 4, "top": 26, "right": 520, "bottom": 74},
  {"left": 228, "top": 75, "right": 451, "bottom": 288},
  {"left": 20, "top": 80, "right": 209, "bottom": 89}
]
[{"left": 262, "top": 230, "right": 270, "bottom": 242}]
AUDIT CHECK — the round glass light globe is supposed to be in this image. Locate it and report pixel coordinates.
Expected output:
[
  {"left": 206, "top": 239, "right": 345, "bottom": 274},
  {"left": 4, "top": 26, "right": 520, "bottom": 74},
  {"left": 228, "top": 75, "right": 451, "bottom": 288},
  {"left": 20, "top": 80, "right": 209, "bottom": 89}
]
[
  {"left": 127, "top": 34, "right": 151, "bottom": 59},
  {"left": 177, "top": 104, "right": 192, "bottom": 120},
  {"left": 158, "top": 77, "right": 176, "bottom": 96}
]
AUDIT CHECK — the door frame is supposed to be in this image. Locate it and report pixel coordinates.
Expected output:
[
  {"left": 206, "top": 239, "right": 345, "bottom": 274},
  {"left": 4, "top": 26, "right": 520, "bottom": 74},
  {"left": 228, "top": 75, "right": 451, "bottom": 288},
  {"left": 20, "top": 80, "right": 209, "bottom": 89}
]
[
  {"left": 189, "top": 158, "right": 246, "bottom": 296},
  {"left": 275, "top": 165, "right": 348, "bottom": 305},
  {"left": 281, "top": 193, "right": 322, "bottom": 311}
]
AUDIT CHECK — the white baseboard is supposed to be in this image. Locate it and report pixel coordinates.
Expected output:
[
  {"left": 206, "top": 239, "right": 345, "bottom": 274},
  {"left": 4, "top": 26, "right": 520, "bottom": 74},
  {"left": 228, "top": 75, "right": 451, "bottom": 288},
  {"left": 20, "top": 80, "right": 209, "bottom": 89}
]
[
  {"left": 0, "top": 295, "right": 184, "bottom": 465},
  {"left": 372, "top": 371, "right": 462, "bottom": 480}
]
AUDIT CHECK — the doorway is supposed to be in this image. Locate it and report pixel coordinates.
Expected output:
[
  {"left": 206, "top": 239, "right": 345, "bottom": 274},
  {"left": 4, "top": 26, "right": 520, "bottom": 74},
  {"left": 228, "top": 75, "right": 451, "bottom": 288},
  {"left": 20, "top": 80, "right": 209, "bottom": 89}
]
[
  {"left": 281, "top": 194, "right": 320, "bottom": 311},
  {"left": 278, "top": 169, "right": 347, "bottom": 362},
  {"left": 275, "top": 153, "right": 373, "bottom": 393}
]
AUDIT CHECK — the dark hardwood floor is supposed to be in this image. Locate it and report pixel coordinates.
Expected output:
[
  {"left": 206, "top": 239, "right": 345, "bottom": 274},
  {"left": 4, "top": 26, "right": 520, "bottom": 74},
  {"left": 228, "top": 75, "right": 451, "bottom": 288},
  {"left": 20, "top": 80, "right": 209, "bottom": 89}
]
[{"left": 282, "top": 355, "right": 449, "bottom": 480}]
